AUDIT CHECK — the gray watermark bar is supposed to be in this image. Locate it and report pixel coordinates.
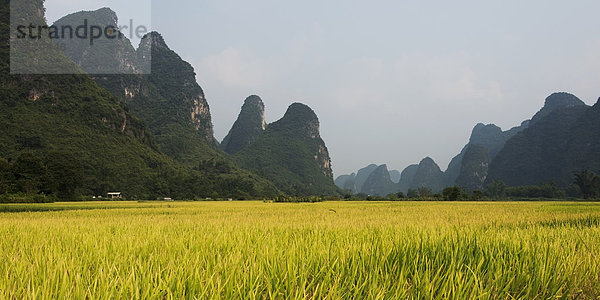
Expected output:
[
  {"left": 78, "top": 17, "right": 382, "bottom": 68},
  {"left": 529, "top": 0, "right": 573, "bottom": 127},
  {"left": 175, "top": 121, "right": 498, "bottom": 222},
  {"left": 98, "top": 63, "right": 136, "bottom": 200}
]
[{"left": 10, "top": 0, "right": 152, "bottom": 75}]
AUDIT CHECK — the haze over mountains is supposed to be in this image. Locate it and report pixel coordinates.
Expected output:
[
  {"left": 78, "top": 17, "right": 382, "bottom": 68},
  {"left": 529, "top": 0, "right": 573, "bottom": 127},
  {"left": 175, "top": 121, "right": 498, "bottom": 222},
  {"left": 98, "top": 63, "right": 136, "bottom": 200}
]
[
  {"left": 3, "top": 1, "right": 600, "bottom": 200},
  {"left": 336, "top": 93, "right": 600, "bottom": 196},
  {"left": 41, "top": 0, "right": 600, "bottom": 177}
]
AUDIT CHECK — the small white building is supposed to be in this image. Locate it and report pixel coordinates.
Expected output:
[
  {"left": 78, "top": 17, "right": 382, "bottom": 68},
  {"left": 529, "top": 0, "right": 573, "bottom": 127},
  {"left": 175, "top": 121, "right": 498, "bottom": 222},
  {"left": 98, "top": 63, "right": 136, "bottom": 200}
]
[{"left": 107, "top": 192, "right": 122, "bottom": 199}]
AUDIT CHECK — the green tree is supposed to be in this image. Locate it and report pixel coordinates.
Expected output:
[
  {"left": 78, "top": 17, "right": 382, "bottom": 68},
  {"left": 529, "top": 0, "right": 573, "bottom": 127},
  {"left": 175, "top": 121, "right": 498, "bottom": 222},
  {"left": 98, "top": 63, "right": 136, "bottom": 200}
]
[
  {"left": 11, "top": 152, "right": 50, "bottom": 194},
  {"left": 540, "top": 182, "right": 564, "bottom": 199},
  {"left": 565, "top": 184, "right": 582, "bottom": 198},
  {"left": 407, "top": 189, "right": 418, "bottom": 198},
  {"left": 485, "top": 180, "right": 507, "bottom": 199},
  {"left": 385, "top": 193, "right": 399, "bottom": 200},
  {"left": 418, "top": 187, "right": 432, "bottom": 198},
  {"left": 442, "top": 186, "right": 464, "bottom": 201},
  {"left": 574, "top": 171, "right": 600, "bottom": 199},
  {"left": 0, "top": 158, "right": 14, "bottom": 194},
  {"left": 471, "top": 190, "right": 484, "bottom": 201},
  {"left": 45, "top": 151, "right": 84, "bottom": 201}
]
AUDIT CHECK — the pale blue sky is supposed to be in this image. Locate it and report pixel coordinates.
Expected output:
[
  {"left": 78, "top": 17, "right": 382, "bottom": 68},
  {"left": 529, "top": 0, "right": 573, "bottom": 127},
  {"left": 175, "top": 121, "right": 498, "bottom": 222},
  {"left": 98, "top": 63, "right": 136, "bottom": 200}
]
[{"left": 46, "top": 0, "right": 600, "bottom": 176}]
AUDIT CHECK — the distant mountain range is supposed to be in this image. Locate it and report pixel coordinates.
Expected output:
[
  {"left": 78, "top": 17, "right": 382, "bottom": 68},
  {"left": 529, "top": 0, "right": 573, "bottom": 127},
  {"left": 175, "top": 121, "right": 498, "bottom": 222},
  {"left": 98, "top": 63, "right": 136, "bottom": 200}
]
[
  {"left": 3, "top": 1, "right": 600, "bottom": 200},
  {"left": 336, "top": 93, "right": 600, "bottom": 196}
]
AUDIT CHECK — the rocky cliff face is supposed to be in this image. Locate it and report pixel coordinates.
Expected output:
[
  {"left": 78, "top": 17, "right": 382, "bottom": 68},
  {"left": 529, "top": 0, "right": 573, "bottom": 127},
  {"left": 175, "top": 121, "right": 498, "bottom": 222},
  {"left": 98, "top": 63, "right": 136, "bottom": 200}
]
[
  {"left": 277, "top": 103, "right": 333, "bottom": 179},
  {"left": 53, "top": 9, "right": 216, "bottom": 153},
  {"left": 232, "top": 102, "right": 338, "bottom": 196},
  {"left": 221, "top": 95, "right": 266, "bottom": 154},
  {"left": 91, "top": 32, "right": 218, "bottom": 163},
  {"left": 456, "top": 144, "right": 490, "bottom": 191},
  {"left": 315, "top": 144, "right": 333, "bottom": 177},
  {"left": 138, "top": 31, "right": 215, "bottom": 145}
]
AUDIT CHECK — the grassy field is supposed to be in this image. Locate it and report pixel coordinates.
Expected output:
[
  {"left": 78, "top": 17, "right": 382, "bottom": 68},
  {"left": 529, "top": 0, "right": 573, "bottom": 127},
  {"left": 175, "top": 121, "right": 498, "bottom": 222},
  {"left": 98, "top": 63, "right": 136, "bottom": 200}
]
[{"left": 0, "top": 201, "right": 599, "bottom": 299}]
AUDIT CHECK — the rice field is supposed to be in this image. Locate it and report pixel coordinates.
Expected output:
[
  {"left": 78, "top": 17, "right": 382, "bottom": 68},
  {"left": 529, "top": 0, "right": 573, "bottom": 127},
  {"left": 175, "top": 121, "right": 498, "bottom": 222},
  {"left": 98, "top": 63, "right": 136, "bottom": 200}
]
[{"left": 0, "top": 201, "right": 599, "bottom": 299}]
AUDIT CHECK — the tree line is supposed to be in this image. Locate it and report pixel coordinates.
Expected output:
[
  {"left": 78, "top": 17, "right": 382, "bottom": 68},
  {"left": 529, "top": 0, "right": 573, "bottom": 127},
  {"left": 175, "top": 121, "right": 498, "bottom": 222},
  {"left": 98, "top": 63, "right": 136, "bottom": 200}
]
[
  {"left": 2, "top": 150, "right": 600, "bottom": 203},
  {"left": 0, "top": 151, "right": 82, "bottom": 202},
  {"left": 0, "top": 151, "right": 274, "bottom": 203}
]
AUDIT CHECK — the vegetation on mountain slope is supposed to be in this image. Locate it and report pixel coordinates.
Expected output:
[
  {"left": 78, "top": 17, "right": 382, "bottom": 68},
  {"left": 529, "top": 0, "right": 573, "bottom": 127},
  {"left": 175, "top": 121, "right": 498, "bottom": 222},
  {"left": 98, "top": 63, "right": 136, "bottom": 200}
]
[
  {"left": 232, "top": 103, "right": 339, "bottom": 196},
  {"left": 0, "top": 0, "right": 278, "bottom": 200}
]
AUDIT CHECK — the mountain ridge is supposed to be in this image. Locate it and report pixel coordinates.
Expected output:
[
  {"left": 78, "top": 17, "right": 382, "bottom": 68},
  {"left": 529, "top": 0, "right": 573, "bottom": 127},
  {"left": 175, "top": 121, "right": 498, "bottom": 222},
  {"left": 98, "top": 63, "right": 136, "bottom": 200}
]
[
  {"left": 487, "top": 97, "right": 595, "bottom": 187},
  {"left": 230, "top": 100, "right": 339, "bottom": 196},
  {"left": 221, "top": 95, "right": 266, "bottom": 154}
]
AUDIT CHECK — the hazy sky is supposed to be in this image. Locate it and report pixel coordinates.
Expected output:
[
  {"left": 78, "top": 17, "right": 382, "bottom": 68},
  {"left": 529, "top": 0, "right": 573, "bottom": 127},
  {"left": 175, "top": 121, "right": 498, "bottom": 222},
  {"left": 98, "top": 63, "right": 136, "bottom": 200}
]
[{"left": 45, "top": 0, "right": 600, "bottom": 176}]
